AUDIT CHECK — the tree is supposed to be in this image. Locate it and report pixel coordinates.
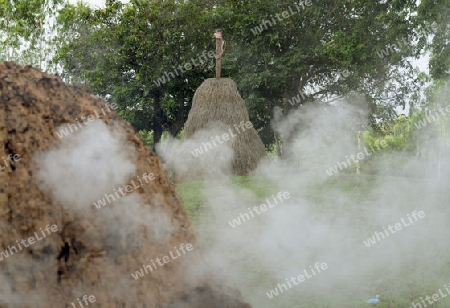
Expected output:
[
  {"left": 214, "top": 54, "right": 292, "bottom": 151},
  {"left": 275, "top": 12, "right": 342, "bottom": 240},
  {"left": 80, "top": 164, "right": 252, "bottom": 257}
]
[
  {"left": 0, "top": 0, "right": 62, "bottom": 69},
  {"left": 417, "top": 0, "right": 450, "bottom": 81},
  {"left": 55, "top": 0, "right": 430, "bottom": 154},
  {"left": 56, "top": 0, "right": 213, "bottom": 146},
  {"left": 205, "top": 0, "right": 421, "bottom": 153}
]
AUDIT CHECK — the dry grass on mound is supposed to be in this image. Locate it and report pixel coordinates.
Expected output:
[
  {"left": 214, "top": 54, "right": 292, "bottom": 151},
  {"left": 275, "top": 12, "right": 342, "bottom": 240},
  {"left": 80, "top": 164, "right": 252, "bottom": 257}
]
[{"left": 184, "top": 78, "right": 266, "bottom": 176}]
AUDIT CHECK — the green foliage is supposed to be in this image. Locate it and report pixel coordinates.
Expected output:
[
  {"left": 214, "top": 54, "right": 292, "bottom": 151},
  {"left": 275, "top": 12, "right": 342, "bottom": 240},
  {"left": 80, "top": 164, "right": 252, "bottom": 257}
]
[
  {"left": 138, "top": 130, "right": 154, "bottom": 148},
  {"left": 210, "top": 0, "right": 420, "bottom": 146},
  {"left": 417, "top": 0, "right": 450, "bottom": 81},
  {"left": 0, "top": 0, "right": 63, "bottom": 69},
  {"left": 138, "top": 127, "right": 184, "bottom": 149},
  {"left": 363, "top": 115, "right": 416, "bottom": 151},
  {"left": 55, "top": 0, "right": 213, "bottom": 143},
  {"left": 51, "top": 0, "right": 446, "bottom": 151}
]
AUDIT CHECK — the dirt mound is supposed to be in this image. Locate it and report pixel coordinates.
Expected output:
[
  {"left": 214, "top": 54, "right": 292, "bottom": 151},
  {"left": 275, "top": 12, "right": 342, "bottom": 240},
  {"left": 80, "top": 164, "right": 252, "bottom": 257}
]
[{"left": 0, "top": 62, "right": 251, "bottom": 308}]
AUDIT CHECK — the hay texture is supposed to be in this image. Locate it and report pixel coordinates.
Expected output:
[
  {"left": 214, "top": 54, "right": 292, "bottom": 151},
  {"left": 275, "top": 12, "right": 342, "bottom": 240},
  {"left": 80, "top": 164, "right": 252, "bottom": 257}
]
[
  {"left": 184, "top": 78, "right": 266, "bottom": 176},
  {"left": 0, "top": 62, "right": 251, "bottom": 308}
]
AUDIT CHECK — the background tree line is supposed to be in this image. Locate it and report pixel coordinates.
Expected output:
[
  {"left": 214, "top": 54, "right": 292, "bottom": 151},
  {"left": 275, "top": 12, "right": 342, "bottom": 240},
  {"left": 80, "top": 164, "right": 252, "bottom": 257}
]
[{"left": 1, "top": 0, "right": 449, "bottom": 164}]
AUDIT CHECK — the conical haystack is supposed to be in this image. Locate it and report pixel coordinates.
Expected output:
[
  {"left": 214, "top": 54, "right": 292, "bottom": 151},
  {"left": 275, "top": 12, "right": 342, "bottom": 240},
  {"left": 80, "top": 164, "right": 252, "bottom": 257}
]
[
  {"left": 184, "top": 78, "right": 266, "bottom": 175},
  {"left": 0, "top": 62, "right": 251, "bottom": 308}
]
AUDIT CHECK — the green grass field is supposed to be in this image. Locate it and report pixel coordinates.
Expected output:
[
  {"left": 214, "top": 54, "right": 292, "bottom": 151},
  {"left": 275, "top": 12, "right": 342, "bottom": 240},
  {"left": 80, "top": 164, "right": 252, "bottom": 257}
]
[{"left": 176, "top": 174, "right": 450, "bottom": 308}]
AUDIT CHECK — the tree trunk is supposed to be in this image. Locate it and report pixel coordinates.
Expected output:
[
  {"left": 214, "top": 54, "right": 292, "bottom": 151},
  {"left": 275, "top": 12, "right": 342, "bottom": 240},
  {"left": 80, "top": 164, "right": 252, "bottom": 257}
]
[
  {"left": 169, "top": 90, "right": 188, "bottom": 137},
  {"left": 356, "top": 130, "right": 361, "bottom": 174},
  {"left": 274, "top": 131, "right": 282, "bottom": 157},
  {"left": 152, "top": 92, "right": 163, "bottom": 151},
  {"left": 165, "top": 91, "right": 189, "bottom": 157},
  {"left": 438, "top": 117, "right": 442, "bottom": 180},
  {"left": 279, "top": 79, "right": 305, "bottom": 161}
]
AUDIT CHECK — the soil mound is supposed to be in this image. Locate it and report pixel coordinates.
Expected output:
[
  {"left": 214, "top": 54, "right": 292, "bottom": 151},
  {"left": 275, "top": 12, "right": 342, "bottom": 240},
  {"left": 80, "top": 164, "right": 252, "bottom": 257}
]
[{"left": 0, "top": 62, "right": 251, "bottom": 308}]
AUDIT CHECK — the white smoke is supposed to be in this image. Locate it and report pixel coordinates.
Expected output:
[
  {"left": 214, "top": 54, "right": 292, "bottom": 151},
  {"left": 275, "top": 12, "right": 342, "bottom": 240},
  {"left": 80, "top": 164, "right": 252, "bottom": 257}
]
[{"left": 162, "top": 96, "right": 450, "bottom": 307}]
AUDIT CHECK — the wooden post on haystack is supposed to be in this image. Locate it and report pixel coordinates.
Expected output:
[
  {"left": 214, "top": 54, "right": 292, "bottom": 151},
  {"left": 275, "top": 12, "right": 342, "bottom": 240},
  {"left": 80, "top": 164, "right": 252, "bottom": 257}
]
[{"left": 214, "top": 29, "right": 225, "bottom": 79}]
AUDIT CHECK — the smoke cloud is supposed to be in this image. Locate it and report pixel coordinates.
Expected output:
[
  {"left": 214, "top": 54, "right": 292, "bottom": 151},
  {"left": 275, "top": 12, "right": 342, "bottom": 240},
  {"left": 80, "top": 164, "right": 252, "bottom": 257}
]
[{"left": 162, "top": 92, "right": 450, "bottom": 307}]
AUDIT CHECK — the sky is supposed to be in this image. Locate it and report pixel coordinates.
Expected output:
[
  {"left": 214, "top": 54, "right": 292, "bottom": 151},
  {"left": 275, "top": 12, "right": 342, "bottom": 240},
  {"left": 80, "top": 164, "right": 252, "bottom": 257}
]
[
  {"left": 69, "top": 0, "right": 128, "bottom": 8},
  {"left": 70, "top": 0, "right": 106, "bottom": 7}
]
